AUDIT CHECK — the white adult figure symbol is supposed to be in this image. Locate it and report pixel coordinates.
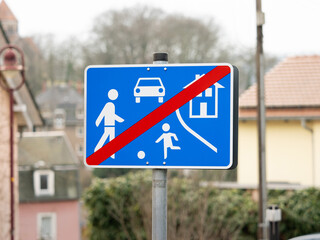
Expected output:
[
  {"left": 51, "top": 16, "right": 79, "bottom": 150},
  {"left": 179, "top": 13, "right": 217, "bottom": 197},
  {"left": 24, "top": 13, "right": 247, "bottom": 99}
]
[
  {"left": 94, "top": 89, "right": 124, "bottom": 158},
  {"left": 155, "top": 123, "right": 181, "bottom": 159}
]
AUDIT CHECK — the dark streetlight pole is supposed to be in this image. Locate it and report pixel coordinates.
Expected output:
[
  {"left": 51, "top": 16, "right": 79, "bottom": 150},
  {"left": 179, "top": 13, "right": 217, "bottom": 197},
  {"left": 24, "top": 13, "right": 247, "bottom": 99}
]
[{"left": 0, "top": 45, "right": 25, "bottom": 240}]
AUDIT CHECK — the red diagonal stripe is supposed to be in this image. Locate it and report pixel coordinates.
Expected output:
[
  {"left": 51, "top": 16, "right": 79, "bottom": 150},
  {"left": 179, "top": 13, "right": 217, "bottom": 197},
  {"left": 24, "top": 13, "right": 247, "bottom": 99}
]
[{"left": 86, "top": 65, "right": 231, "bottom": 165}]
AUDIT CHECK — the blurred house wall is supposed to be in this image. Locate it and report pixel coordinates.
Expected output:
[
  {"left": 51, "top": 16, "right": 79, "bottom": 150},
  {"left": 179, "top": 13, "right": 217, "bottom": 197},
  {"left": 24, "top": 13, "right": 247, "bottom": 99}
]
[
  {"left": 0, "top": 82, "right": 19, "bottom": 240},
  {"left": 238, "top": 120, "right": 319, "bottom": 186},
  {"left": 19, "top": 201, "right": 80, "bottom": 240},
  {"left": 238, "top": 56, "right": 320, "bottom": 187}
]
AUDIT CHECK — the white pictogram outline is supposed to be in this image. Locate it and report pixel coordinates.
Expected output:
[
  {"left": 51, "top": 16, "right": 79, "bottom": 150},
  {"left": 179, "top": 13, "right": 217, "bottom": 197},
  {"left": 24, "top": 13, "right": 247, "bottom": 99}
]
[{"left": 175, "top": 109, "right": 217, "bottom": 152}]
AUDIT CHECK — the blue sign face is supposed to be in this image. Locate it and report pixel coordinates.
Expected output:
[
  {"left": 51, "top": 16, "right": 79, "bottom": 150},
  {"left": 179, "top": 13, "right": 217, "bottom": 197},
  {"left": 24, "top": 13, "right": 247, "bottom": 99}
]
[{"left": 85, "top": 64, "right": 238, "bottom": 169}]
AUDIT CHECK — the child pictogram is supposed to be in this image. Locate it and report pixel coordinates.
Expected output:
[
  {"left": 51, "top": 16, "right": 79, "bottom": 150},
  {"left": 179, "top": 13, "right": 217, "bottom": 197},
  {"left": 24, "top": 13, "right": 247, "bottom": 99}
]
[
  {"left": 155, "top": 123, "right": 181, "bottom": 159},
  {"left": 94, "top": 89, "right": 124, "bottom": 158}
]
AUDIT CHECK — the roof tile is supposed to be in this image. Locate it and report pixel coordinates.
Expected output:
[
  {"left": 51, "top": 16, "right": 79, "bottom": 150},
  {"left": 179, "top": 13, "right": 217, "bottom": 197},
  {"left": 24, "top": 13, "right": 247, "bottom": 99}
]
[
  {"left": 240, "top": 55, "right": 320, "bottom": 108},
  {"left": 0, "top": 1, "right": 17, "bottom": 21}
]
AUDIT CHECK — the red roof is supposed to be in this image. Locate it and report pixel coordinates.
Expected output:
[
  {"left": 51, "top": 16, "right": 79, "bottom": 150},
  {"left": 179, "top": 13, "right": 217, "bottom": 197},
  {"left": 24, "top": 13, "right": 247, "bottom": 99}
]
[
  {"left": 240, "top": 56, "right": 320, "bottom": 108},
  {"left": 0, "top": 0, "right": 17, "bottom": 22}
]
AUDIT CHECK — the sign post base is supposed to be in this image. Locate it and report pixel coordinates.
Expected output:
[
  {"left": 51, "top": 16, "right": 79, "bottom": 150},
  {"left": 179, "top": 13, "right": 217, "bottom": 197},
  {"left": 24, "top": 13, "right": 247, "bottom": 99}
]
[{"left": 152, "top": 169, "right": 167, "bottom": 240}]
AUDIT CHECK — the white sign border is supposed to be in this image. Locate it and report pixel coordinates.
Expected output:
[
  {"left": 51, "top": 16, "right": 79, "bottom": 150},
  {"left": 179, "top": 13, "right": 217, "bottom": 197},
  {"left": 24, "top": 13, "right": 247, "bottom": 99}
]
[{"left": 84, "top": 63, "right": 236, "bottom": 169}]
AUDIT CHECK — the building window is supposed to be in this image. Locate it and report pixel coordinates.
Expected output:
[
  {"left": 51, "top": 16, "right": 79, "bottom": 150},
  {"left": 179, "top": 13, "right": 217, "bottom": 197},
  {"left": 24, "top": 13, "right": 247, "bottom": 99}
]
[
  {"left": 76, "top": 126, "right": 83, "bottom": 138},
  {"left": 76, "top": 143, "right": 83, "bottom": 157},
  {"left": 37, "top": 212, "right": 56, "bottom": 240},
  {"left": 76, "top": 106, "right": 84, "bottom": 119},
  {"left": 33, "top": 170, "right": 55, "bottom": 196},
  {"left": 7, "top": 25, "right": 15, "bottom": 35},
  {"left": 54, "top": 109, "right": 65, "bottom": 129},
  {"left": 205, "top": 88, "right": 212, "bottom": 97}
]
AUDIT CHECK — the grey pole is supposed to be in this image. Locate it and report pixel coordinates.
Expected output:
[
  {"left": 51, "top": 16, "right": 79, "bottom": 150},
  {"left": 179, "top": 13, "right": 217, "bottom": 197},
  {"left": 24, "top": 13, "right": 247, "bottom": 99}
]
[
  {"left": 255, "top": 0, "right": 268, "bottom": 239},
  {"left": 152, "top": 52, "right": 168, "bottom": 240},
  {"left": 152, "top": 169, "right": 167, "bottom": 240}
]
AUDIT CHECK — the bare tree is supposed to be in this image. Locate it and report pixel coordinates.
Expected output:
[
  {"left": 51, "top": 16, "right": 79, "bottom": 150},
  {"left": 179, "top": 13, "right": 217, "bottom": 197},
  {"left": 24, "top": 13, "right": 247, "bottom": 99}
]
[
  {"left": 83, "top": 5, "right": 279, "bottom": 94},
  {"left": 19, "top": 5, "right": 280, "bottom": 99},
  {"left": 83, "top": 5, "right": 229, "bottom": 66}
]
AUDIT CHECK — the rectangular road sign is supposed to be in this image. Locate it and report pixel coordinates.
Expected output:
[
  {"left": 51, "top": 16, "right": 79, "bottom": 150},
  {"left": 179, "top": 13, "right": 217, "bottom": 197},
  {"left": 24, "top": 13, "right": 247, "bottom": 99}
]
[{"left": 85, "top": 64, "right": 238, "bottom": 169}]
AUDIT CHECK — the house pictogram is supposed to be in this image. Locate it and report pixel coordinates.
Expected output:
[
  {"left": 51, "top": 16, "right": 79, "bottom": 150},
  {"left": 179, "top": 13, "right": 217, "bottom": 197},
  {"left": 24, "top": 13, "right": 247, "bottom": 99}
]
[{"left": 184, "top": 74, "right": 224, "bottom": 118}]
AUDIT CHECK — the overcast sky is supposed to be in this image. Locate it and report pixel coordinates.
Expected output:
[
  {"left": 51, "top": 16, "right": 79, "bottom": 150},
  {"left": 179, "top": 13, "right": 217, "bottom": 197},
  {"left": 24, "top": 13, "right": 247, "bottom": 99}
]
[{"left": 6, "top": 0, "right": 320, "bottom": 57}]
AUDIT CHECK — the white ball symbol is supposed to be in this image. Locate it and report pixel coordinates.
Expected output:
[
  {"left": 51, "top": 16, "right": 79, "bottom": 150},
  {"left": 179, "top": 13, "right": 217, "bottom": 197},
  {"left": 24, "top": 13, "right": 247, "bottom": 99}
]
[{"left": 137, "top": 151, "right": 145, "bottom": 159}]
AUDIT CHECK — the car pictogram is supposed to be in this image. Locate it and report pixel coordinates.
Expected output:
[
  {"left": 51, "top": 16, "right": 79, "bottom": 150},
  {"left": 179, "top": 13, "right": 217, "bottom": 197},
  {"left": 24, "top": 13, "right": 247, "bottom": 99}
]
[{"left": 134, "top": 77, "right": 165, "bottom": 103}]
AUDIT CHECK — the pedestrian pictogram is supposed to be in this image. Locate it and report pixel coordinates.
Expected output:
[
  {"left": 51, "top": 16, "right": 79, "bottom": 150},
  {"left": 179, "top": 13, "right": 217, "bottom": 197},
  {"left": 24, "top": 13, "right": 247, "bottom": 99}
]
[
  {"left": 94, "top": 89, "right": 124, "bottom": 158},
  {"left": 84, "top": 64, "right": 238, "bottom": 169},
  {"left": 155, "top": 123, "right": 181, "bottom": 159}
]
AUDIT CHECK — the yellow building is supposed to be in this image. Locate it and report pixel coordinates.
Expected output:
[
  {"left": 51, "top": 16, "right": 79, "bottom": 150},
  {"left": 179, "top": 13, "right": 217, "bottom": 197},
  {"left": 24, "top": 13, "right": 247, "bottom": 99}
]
[{"left": 238, "top": 56, "right": 320, "bottom": 187}]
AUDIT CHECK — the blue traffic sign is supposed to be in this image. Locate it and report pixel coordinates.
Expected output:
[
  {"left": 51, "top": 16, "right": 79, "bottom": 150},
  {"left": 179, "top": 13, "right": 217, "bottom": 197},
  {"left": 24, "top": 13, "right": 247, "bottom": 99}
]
[{"left": 85, "top": 64, "right": 238, "bottom": 169}]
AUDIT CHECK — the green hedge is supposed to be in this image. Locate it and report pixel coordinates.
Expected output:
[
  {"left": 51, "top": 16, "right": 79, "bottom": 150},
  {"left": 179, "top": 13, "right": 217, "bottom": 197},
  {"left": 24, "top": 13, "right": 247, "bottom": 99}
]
[
  {"left": 269, "top": 188, "right": 320, "bottom": 239},
  {"left": 83, "top": 171, "right": 320, "bottom": 240}
]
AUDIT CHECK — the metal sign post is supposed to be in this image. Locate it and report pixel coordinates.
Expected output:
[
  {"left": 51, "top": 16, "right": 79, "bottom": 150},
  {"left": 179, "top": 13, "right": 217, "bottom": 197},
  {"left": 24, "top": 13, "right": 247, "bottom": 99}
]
[
  {"left": 152, "top": 53, "right": 168, "bottom": 240},
  {"left": 152, "top": 169, "right": 167, "bottom": 240},
  {"left": 84, "top": 53, "right": 238, "bottom": 239}
]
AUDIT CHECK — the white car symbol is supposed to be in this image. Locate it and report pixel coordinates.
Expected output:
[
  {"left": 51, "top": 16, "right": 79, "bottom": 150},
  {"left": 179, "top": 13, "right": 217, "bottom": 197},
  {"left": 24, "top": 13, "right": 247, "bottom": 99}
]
[{"left": 134, "top": 77, "right": 165, "bottom": 103}]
